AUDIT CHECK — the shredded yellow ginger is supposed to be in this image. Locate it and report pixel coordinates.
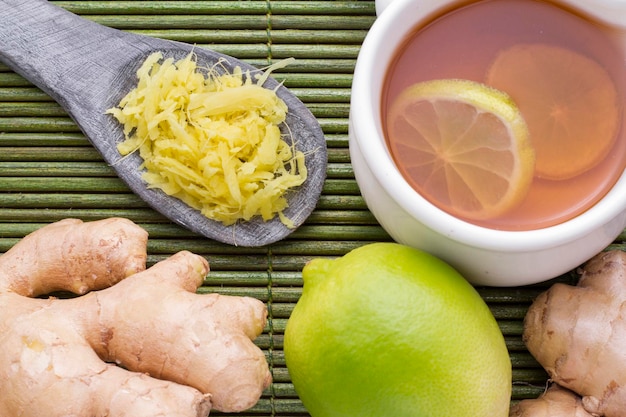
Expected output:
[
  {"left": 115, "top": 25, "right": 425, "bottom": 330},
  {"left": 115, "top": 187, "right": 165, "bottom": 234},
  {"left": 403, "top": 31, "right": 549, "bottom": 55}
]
[{"left": 107, "top": 52, "right": 307, "bottom": 227}]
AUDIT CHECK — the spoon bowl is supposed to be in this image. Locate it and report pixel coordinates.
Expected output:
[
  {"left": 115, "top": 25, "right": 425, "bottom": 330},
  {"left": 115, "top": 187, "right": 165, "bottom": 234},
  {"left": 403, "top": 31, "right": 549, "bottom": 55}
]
[{"left": 0, "top": 0, "right": 327, "bottom": 246}]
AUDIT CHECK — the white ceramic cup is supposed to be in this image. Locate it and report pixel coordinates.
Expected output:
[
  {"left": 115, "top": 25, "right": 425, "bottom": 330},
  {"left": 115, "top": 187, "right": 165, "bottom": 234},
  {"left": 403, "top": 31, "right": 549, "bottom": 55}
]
[{"left": 349, "top": 0, "right": 626, "bottom": 286}]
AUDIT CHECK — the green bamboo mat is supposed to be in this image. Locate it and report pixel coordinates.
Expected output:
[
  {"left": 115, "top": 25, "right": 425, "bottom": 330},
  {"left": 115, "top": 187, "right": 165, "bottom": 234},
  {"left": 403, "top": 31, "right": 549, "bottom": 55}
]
[{"left": 2, "top": 1, "right": 624, "bottom": 415}]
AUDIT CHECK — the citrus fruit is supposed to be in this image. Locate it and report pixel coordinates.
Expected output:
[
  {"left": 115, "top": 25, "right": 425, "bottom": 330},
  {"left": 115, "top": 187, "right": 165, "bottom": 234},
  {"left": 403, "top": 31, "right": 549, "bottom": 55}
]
[
  {"left": 385, "top": 79, "right": 534, "bottom": 221},
  {"left": 284, "top": 243, "right": 512, "bottom": 417},
  {"left": 486, "top": 43, "right": 620, "bottom": 180}
]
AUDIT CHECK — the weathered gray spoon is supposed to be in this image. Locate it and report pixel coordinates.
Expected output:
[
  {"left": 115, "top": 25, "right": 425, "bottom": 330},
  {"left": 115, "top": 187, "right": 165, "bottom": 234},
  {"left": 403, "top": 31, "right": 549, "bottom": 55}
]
[{"left": 0, "top": 0, "right": 327, "bottom": 247}]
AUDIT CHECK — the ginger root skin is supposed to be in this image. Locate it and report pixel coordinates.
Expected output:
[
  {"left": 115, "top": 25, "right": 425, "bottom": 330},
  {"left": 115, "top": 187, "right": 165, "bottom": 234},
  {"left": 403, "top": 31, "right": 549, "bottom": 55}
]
[
  {"left": 510, "top": 384, "right": 598, "bottom": 417},
  {"left": 522, "top": 250, "right": 626, "bottom": 417},
  {"left": 0, "top": 217, "right": 148, "bottom": 296},
  {"left": 0, "top": 218, "right": 271, "bottom": 416},
  {"left": 89, "top": 250, "right": 272, "bottom": 412}
]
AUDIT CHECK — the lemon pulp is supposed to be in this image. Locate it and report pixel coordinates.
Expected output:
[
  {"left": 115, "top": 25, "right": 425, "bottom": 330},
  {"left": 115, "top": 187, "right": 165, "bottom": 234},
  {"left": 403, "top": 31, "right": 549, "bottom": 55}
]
[{"left": 386, "top": 79, "right": 535, "bottom": 221}]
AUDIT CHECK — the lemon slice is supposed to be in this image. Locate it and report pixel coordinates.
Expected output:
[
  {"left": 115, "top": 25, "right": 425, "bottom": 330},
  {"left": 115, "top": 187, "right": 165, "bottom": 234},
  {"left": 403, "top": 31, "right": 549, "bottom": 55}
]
[
  {"left": 486, "top": 43, "right": 620, "bottom": 180},
  {"left": 386, "top": 79, "right": 535, "bottom": 221}
]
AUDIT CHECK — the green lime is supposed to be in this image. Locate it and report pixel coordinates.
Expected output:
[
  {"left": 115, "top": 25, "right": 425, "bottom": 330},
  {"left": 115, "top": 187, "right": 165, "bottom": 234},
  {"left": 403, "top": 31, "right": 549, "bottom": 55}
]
[{"left": 284, "top": 242, "right": 511, "bottom": 416}]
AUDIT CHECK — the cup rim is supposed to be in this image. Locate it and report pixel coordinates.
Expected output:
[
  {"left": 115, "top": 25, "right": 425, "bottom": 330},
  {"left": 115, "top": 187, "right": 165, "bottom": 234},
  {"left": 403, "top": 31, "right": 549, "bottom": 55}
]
[{"left": 351, "top": 0, "right": 626, "bottom": 253}]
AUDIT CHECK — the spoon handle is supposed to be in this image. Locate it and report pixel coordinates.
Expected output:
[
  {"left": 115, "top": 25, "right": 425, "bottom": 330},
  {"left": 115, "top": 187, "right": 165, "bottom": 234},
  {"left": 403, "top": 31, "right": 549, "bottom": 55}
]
[{"left": 0, "top": 0, "right": 149, "bottom": 112}]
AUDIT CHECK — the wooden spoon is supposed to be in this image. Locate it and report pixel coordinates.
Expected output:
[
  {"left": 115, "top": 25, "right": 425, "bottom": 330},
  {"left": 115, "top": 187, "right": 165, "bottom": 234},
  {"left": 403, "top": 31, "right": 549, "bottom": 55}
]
[{"left": 0, "top": 0, "right": 327, "bottom": 247}]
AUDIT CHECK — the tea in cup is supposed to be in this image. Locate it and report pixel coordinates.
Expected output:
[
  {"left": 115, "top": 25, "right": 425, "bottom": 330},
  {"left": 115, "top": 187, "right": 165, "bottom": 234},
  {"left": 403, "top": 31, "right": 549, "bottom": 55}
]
[{"left": 349, "top": 0, "right": 626, "bottom": 286}]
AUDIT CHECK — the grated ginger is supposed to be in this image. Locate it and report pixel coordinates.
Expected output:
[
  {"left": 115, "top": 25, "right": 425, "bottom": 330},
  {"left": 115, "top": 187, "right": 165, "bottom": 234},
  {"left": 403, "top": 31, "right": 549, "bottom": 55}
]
[{"left": 106, "top": 51, "right": 307, "bottom": 227}]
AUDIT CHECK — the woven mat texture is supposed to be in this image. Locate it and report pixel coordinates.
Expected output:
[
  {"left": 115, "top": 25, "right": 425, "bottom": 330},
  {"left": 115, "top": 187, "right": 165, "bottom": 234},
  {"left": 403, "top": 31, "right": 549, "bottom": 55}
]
[{"left": 2, "top": 1, "right": 621, "bottom": 415}]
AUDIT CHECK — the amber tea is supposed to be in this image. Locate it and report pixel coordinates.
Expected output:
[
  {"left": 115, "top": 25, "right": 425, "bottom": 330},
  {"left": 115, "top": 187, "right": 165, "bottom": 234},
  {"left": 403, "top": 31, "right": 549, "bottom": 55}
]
[{"left": 382, "top": 0, "right": 626, "bottom": 230}]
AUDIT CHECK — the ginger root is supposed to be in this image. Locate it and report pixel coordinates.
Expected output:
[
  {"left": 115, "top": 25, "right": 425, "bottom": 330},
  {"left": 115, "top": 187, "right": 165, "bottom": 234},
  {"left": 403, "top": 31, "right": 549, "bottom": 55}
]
[
  {"left": 510, "top": 384, "right": 597, "bottom": 417},
  {"left": 517, "top": 250, "right": 626, "bottom": 417},
  {"left": 0, "top": 218, "right": 271, "bottom": 416},
  {"left": 0, "top": 217, "right": 148, "bottom": 296}
]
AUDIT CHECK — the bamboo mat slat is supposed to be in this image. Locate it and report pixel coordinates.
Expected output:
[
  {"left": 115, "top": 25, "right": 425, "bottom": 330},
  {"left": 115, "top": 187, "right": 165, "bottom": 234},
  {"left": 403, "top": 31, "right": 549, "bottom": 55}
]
[{"left": 1, "top": 0, "right": 609, "bottom": 414}]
